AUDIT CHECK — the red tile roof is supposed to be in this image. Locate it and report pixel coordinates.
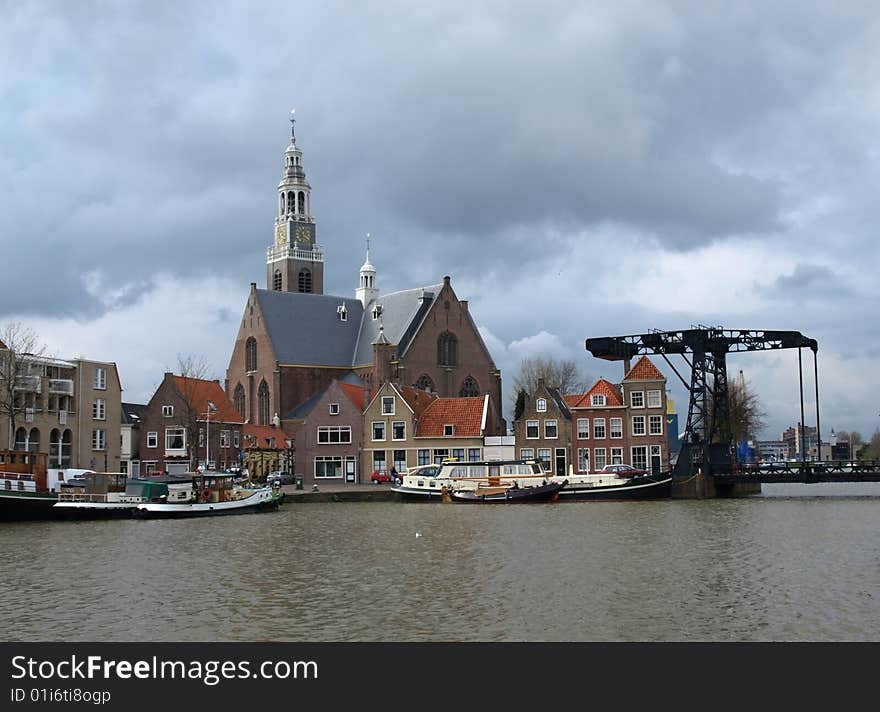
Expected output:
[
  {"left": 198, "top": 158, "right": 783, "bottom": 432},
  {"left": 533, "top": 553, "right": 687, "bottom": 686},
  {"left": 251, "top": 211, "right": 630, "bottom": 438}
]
[
  {"left": 417, "top": 396, "right": 486, "bottom": 438},
  {"left": 624, "top": 356, "right": 664, "bottom": 381},
  {"left": 172, "top": 376, "right": 242, "bottom": 423},
  {"left": 569, "top": 379, "right": 624, "bottom": 408},
  {"left": 396, "top": 385, "right": 437, "bottom": 418},
  {"left": 243, "top": 423, "right": 283, "bottom": 449},
  {"left": 564, "top": 394, "right": 582, "bottom": 408},
  {"left": 339, "top": 382, "right": 373, "bottom": 411}
]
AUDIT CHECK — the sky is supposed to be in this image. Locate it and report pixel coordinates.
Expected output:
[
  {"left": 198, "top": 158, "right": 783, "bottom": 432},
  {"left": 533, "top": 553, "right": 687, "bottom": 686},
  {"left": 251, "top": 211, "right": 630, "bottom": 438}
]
[{"left": 2, "top": 0, "right": 879, "bottom": 441}]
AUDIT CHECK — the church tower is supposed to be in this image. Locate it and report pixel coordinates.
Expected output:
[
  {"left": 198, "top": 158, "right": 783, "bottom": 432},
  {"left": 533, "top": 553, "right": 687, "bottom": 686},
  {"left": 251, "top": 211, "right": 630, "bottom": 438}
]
[
  {"left": 266, "top": 111, "right": 324, "bottom": 294},
  {"left": 356, "top": 236, "right": 379, "bottom": 307}
]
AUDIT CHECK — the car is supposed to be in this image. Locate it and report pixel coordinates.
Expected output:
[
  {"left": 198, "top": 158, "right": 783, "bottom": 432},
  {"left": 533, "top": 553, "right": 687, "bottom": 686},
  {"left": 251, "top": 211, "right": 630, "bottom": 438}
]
[
  {"left": 370, "top": 469, "right": 398, "bottom": 484},
  {"left": 266, "top": 471, "right": 295, "bottom": 485},
  {"left": 599, "top": 464, "right": 647, "bottom": 478}
]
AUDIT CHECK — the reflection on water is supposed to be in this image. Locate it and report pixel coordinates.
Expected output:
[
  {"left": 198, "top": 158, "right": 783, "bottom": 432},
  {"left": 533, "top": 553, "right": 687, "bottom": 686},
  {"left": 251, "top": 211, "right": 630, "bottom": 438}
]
[{"left": 2, "top": 491, "right": 879, "bottom": 641}]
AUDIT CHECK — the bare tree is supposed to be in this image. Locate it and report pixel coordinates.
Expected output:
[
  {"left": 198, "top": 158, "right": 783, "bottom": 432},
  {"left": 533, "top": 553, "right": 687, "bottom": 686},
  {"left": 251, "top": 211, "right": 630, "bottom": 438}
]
[
  {"left": 173, "top": 354, "right": 213, "bottom": 469},
  {"left": 0, "top": 323, "right": 48, "bottom": 450},
  {"left": 510, "top": 356, "right": 590, "bottom": 408},
  {"left": 864, "top": 429, "right": 880, "bottom": 461},
  {"left": 722, "top": 373, "right": 766, "bottom": 444}
]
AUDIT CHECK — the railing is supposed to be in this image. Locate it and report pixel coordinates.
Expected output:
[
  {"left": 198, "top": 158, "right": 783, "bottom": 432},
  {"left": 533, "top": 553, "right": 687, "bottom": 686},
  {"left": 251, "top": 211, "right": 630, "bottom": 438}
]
[
  {"left": 266, "top": 245, "right": 324, "bottom": 262},
  {"left": 13, "top": 375, "right": 41, "bottom": 392},
  {"left": 49, "top": 379, "right": 74, "bottom": 395}
]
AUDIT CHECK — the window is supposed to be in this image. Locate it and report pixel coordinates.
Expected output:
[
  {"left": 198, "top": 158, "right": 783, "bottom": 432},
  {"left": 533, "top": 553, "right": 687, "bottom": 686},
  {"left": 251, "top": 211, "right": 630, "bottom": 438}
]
[
  {"left": 393, "top": 450, "right": 407, "bottom": 472},
  {"left": 258, "top": 380, "right": 270, "bottom": 426},
  {"left": 318, "top": 426, "right": 352, "bottom": 444},
  {"left": 577, "top": 448, "right": 590, "bottom": 473},
  {"left": 536, "top": 398, "right": 547, "bottom": 412},
  {"left": 632, "top": 415, "right": 646, "bottom": 436},
  {"left": 94, "top": 367, "right": 106, "bottom": 390},
  {"left": 649, "top": 415, "right": 663, "bottom": 435},
  {"left": 468, "top": 448, "right": 481, "bottom": 462},
  {"left": 610, "top": 417, "right": 623, "bottom": 439},
  {"left": 298, "top": 269, "right": 312, "bottom": 293},
  {"left": 591, "top": 394, "right": 606, "bottom": 407},
  {"left": 219, "top": 430, "right": 230, "bottom": 448},
  {"left": 337, "top": 305, "right": 347, "bottom": 321},
  {"left": 437, "top": 331, "right": 457, "bottom": 366},
  {"left": 382, "top": 397, "right": 395, "bottom": 415},
  {"left": 544, "top": 419, "right": 558, "bottom": 439},
  {"left": 392, "top": 421, "right": 406, "bottom": 440},
  {"left": 315, "top": 456, "right": 344, "bottom": 479},
  {"left": 452, "top": 448, "right": 465, "bottom": 462},
  {"left": 594, "top": 448, "right": 607, "bottom": 470},
  {"left": 443, "top": 424, "right": 455, "bottom": 437},
  {"left": 593, "top": 418, "right": 606, "bottom": 439},
  {"left": 631, "top": 446, "right": 648, "bottom": 471},
  {"left": 233, "top": 431, "right": 240, "bottom": 448},
  {"left": 92, "top": 429, "right": 106, "bottom": 451},
  {"left": 520, "top": 448, "right": 534, "bottom": 460},
  {"left": 92, "top": 399, "right": 106, "bottom": 420},
  {"left": 647, "top": 390, "right": 662, "bottom": 408},
  {"left": 459, "top": 376, "right": 479, "bottom": 397},
  {"left": 526, "top": 420, "right": 539, "bottom": 439},
  {"left": 273, "top": 270, "right": 282, "bottom": 291},
  {"left": 245, "top": 337, "right": 257, "bottom": 372},
  {"left": 147, "top": 432, "right": 158, "bottom": 449},
  {"left": 165, "top": 428, "right": 185, "bottom": 450},
  {"left": 372, "top": 451, "right": 387, "bottom": 471},
  {"left": 199, "top": 428, "right": 204, "bottom": 446},
  {"left": 577, "top": 418, "right": 589, "bottom": 439},
  {"left": 630, "top": 391, "right": 645, "bottom": 408},
  {"left": 432, "top": 449, "right": 449, "bottom": 464},
  {"left": 415, "top": 374, "right": 434, "bottom": 392},
  {"left": 329, "top": 403, "right": 340, "bottom": 415},
  {"left": 611, "top": 447, "right": 623, "bottom": 464},
  {"left": 418, "top": 449, "right": 430, "bottom": 466},
  {"left": 537, "top": 449, "right": 551, "bottom": 471},
  {"left": 233, "top": 384, "right": 245, "bottom": 418},
  {"left": 372, "top": 422, "right": 386, "bottom": 441},
  {"left": 162, "top": 405, "right": 173, "bottom": 418}
]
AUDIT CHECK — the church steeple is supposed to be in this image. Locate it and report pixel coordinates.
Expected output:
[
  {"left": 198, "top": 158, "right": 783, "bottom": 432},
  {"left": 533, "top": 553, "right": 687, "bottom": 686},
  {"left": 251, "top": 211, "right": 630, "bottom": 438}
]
[
  {"left": 266, "top": 110, "right": 324, "bottom": 294},
  {"left": 356, "top": 234, "right": 379, "bottom": 306}
]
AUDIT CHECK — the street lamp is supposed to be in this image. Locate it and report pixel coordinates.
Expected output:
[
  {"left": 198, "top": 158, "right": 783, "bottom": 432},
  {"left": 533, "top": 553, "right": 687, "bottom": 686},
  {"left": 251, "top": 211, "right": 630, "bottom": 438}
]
[{"left": 205, "top": 401, "right": 217, "bottom": 472}]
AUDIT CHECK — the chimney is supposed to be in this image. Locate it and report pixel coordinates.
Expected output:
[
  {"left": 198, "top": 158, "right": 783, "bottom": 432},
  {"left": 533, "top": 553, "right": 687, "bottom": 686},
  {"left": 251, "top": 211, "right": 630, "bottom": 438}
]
[
  {"left": 460, "top": 300, "right": 468, "bottom": 312},
  {"left": 623, "top": 359, "right": 632, "bottom": 377}
]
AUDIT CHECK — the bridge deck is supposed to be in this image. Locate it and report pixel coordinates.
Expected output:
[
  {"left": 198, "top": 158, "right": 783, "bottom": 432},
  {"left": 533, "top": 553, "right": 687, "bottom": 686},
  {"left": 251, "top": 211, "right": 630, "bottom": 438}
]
[{"left": 709, "top": 460, "right": 880, "bottom": 485}]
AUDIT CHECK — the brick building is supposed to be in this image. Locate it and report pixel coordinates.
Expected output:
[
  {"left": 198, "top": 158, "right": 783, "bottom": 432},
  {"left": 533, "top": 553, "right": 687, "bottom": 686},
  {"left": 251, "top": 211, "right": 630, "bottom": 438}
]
[{"left": 512, "top": 378, "right": 572, "bottom": 476}]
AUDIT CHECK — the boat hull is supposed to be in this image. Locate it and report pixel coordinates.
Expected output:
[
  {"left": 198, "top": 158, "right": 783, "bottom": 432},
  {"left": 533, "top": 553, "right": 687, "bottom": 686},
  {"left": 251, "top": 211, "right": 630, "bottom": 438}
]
[
  {"left": 555, "top": 475, "right": 672, "bottom": 501},
  {"left": 450, "top": 480, "right": 566, "bottom": 503},
  {"left": 0, "top": 491, "right": 61, "bottom": 521},
  {"left": 52, "top": 502, "right": 140, "bottom": 520},
  {"left": 390, "top": 486, "right": 447, "bottom": 502},
  {"left": 132, "top": 489, "right": 281, "bottom": 519}
]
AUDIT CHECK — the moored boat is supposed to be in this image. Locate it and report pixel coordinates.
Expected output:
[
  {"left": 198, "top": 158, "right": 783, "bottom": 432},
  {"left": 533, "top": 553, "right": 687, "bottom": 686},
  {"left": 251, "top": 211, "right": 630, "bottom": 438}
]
[
  {"left": 52, "top": 473, "right": 192, "bottom": 519},
  {"left": 448, "top": 478, "right": 567, "bottom": 503},
  {"left": 0, "top": 450, "right": 60, "bottom": 520},
  {"left": 391, "top": 459, "right": 552, "bottom": 502},
  {"left": 132, "top": 472, "right": 282, "bottom": 519},
  {"left": 547, "top": 467, "right": 672, "bottom": 501}
]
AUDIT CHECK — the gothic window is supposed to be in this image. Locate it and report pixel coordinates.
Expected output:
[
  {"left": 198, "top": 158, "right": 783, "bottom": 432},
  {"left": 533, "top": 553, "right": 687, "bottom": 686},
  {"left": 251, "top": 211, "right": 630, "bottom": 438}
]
[
  {"left": 298, "top": 191, "right": 305, "bottom": 214},
  {"left": 258, "top": 380, "right": 270, "bottom": 426},
  {"left": 273, "top": 270, "right": 282, "bottom": 291},
  {"left": 287, "top": 191, "right": 295, "bottom": 214},
  {"left": 298, "top": 269, "right": 312, "bottom": 293},
  {"left": 415, "top": 374, "right": 434, "bottom": 392},
  {"left": 459, "top": 376, "right": 479, "bottom": 397},
  {"left": 437, "top": 331, "right": 457, "bottom": 367},
  {"left": 245, "top": 337, "right": 257, "bottom": 372},
  {"left": 233, "top": 384, "right": 245, "bottom": 419}
]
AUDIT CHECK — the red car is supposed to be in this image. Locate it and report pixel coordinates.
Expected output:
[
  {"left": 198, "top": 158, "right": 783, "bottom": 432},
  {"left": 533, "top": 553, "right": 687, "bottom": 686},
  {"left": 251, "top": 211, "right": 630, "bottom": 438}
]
[
  {"left": 371, "top": 469, "right": 395, "bottom": 484},
  {"left": 599, "top": 464, "right": 647, "bottom": 478}
]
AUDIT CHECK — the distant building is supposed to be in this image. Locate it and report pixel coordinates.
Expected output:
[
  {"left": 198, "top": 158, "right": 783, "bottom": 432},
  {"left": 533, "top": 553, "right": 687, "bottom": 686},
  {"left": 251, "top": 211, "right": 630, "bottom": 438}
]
[
  {"left": 120, "top": 402, "right": 145, "bottom": 476},
  {"left": 754, "top": 440, "right": 789, "bottom": 462},
  {"left": 781, "top": 423, "right": 818, "bottom": 459}
]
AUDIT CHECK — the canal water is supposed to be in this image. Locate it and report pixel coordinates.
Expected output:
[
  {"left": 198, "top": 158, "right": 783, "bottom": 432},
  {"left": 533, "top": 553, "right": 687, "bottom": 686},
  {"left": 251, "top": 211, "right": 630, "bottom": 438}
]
[{"left": 2, "top": 483, "right": 879, "bottom": 642}]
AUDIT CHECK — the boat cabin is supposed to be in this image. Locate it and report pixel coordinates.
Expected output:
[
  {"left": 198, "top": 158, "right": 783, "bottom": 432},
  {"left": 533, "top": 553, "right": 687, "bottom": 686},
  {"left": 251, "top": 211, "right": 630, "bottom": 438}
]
[{"left": 0, "top": 450, "right": 49, "bottom": 493}]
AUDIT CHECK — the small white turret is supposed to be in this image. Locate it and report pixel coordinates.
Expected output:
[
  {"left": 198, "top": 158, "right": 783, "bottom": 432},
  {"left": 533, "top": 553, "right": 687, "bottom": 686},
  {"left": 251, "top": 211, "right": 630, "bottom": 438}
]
[{"left": 356, "top": 233, "right": 379, "bottom": 306}]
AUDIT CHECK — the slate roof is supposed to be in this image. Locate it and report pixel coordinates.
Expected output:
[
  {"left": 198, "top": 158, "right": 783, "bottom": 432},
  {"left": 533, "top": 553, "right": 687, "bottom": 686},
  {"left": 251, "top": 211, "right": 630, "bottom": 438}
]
[
  {"left": 121, "top": 402, "right": 146, "bottom": 425},
  {"left": 255, "top": 285, "right": 442, "bottom": 368},
  {"left": 545, "top": 386, "right": 571, "bottom": 419},
  {"left": 624, "top": 355, "right": 665, "bottom": 381},
  {"left": 416, "top": 395, "right": 488, "bottom": 438}
]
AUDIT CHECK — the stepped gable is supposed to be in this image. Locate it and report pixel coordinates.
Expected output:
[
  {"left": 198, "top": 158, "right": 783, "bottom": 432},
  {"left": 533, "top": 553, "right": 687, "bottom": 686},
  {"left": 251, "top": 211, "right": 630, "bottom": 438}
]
[
  {"left": 172, "top": 376, "right": 242, "bottom": 422},
  {"left": 416, "top": 396, "right": 487, "bottom": 438},
  {"left": 624, "top": 355, "right": 664, "bottom": 381}
]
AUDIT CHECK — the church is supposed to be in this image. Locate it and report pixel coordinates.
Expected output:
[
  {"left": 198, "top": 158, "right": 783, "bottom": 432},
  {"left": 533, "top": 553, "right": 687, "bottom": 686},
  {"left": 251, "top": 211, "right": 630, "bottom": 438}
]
[{"left": 225, "top": 115, "right": 504, "bottom": 438}]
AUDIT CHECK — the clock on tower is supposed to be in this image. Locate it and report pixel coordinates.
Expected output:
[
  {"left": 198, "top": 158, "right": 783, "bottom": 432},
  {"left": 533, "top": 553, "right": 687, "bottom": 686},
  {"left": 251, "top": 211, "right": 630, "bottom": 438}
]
[{"left": 275, "top": 223, "right": 287, "bottom": 247}]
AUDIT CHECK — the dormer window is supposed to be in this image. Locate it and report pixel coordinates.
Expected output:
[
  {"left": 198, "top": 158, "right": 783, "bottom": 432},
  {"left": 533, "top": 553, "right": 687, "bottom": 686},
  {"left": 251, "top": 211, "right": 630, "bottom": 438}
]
[
  {"left": 372, "top": 304, "right": 383, "bottom": 320},
  {"left": 591, "top": 394, "right": 606, "bottom": 407},
  {"left": 444, "top": 424, "right": 455, "bottom": 437},
  {"left": 536, "top": 398, "right": 547, "bottom": 412},
  {"left": 337, "top": 304, "right": 347, "bottom": 322}
]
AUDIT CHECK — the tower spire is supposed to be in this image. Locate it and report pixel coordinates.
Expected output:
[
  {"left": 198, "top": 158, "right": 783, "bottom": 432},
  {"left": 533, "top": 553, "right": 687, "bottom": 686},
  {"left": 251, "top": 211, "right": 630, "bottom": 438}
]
[
  {"left": 356, "top": 232, "right": 378, "bottom": 307},
  {"left": 290, "top": 108, "right": 296, "bottom": 142}
]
